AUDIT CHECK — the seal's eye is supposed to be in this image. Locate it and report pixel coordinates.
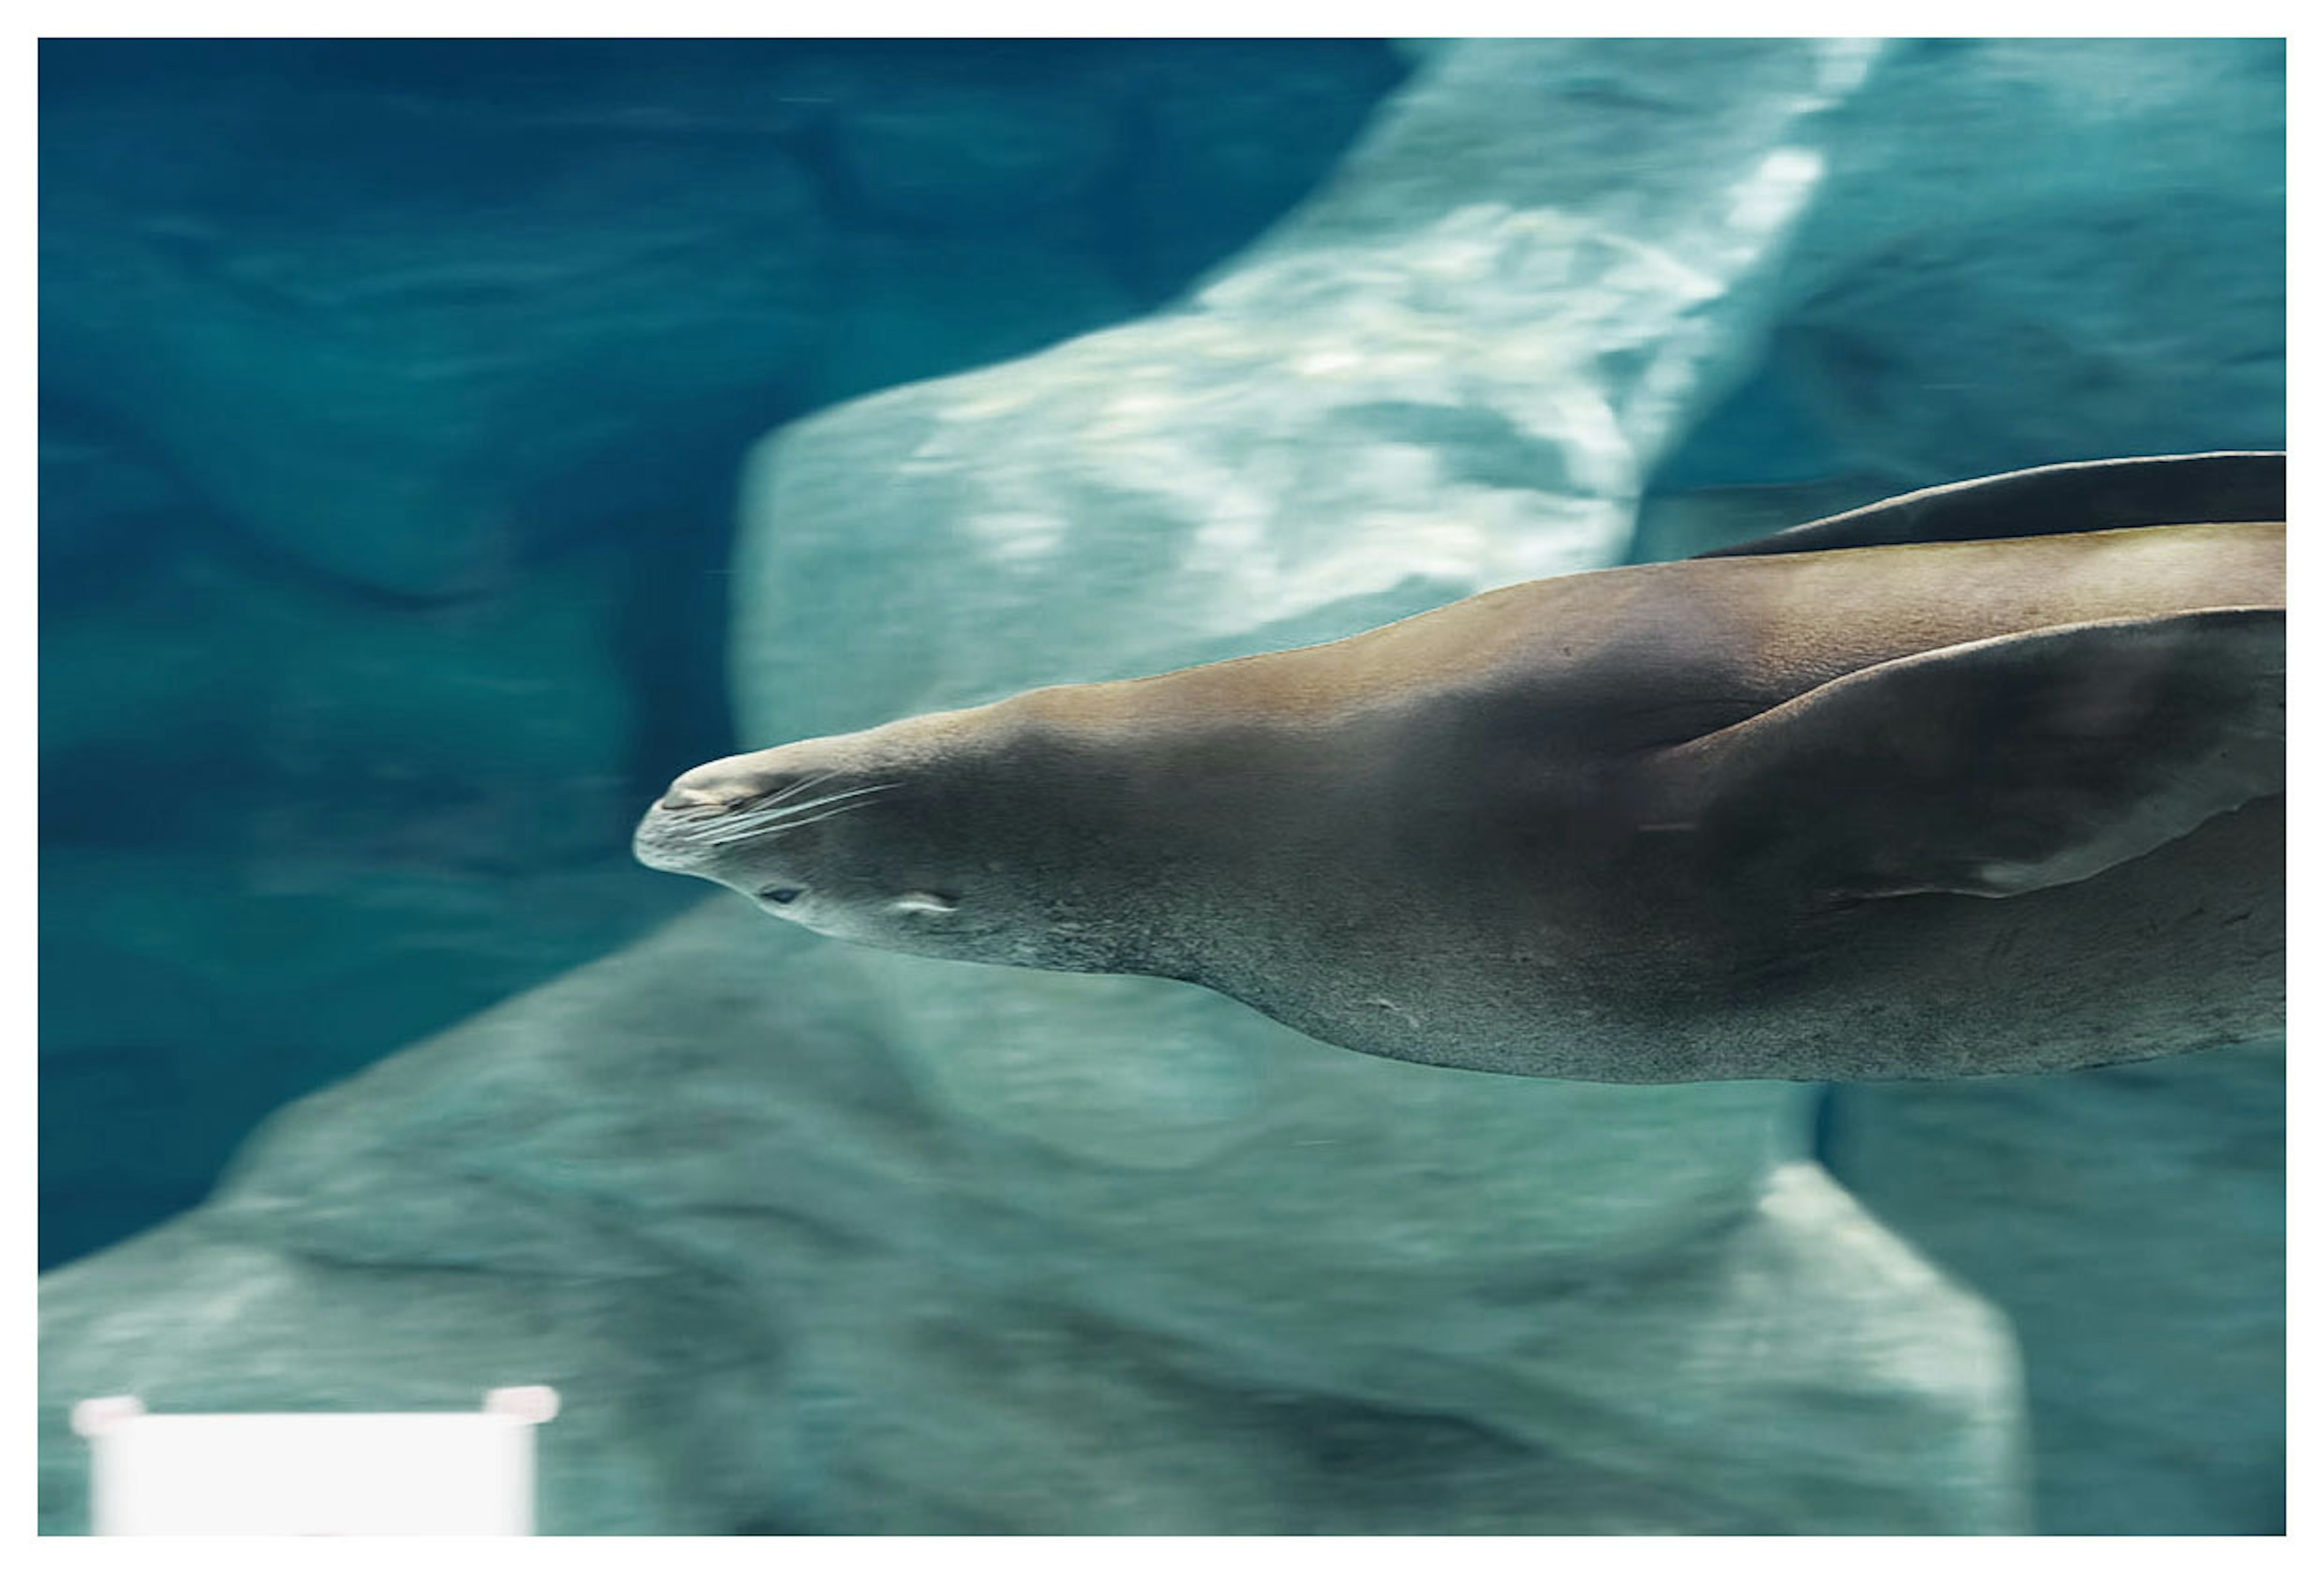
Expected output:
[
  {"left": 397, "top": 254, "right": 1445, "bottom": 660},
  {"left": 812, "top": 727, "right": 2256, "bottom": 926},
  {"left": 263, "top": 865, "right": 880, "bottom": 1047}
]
[{"left": 758, "top": 886, "right": 803, "bottom": 905}]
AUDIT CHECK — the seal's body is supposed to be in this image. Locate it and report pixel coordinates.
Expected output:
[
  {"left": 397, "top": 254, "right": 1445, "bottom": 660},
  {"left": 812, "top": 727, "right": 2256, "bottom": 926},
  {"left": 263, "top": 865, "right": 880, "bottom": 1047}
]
[{"left": 637, "top": 454, "right": 2284, "bottom": 1083}]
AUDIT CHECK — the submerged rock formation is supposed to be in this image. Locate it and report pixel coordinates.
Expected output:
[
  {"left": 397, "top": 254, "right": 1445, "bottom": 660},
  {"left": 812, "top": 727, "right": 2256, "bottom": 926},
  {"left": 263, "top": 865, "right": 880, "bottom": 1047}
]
[
  {"left": 39, "top": 903, "right": 2023, "bottom": 1532},
  {"left": 1825, "top": 1042, "right": 2286, "bottom": 1535}
]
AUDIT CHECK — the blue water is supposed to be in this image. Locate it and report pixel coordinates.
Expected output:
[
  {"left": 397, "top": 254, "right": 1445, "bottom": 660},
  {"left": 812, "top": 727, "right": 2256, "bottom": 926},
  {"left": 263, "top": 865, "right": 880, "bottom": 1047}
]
[{"left": 38, "top": 38, "right": 2282, "bottom": 1535}]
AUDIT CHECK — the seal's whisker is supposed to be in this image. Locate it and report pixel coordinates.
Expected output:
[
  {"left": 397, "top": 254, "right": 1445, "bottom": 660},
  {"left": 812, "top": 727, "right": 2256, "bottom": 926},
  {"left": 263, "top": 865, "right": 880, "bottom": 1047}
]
[
  {"left": 702, "top": 801, "right": 808, "bottom": 837},
  {"left": 668, "top": 805, "right": 778, "bottom": 843},
  {"left": 756, "top": 770, "right": 840, "bottom": 810},
  {"left": 698, "top": 782, "right": 902, "bottom": 844},
  {"left": 753, "top": 782, "right": 902, "bottom": 821},
  {"left": 712, "top": 772, "right": 839, "bottom": 828},
  {"left": 661, "top": 801, "right": 806, "bottom": 846},
  {"left": 761, "top": 801, "right": 887, "bottom": 836},
  {"left": 690, "top": 774, "right": 856, "bottom": 838}
]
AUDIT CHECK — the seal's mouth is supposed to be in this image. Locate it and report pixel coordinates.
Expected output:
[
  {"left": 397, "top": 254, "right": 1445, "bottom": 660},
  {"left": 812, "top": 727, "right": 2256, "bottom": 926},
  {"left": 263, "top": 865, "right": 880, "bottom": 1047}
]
[{"left": 632, "top": 802, "right": 720, "bottom": 876}]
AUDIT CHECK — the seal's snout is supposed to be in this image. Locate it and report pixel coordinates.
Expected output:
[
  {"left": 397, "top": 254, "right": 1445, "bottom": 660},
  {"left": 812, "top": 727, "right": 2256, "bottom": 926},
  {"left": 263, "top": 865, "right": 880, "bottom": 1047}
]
[
  {"left": 635, "top": 757, "right": 757, "bottom": 876},
  {"left": 658, "top": 757, "right": 766, "bottom": 813},
  {"left": 635, "top": 748, "right": 811, "bottom": 877}
]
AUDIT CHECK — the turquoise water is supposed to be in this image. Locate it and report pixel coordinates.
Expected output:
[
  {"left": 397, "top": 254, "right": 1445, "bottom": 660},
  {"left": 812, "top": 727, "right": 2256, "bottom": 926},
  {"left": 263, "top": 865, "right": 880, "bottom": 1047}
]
[{"left": 38, "top": 38, "right": 2282, "bottom": 1535}]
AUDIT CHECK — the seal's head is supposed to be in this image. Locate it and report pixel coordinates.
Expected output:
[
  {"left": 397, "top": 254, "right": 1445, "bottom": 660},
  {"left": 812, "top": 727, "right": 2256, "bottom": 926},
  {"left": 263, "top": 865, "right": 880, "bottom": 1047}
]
[{"left": 633, "top": 704, "right": 1164, "bottom": 972}]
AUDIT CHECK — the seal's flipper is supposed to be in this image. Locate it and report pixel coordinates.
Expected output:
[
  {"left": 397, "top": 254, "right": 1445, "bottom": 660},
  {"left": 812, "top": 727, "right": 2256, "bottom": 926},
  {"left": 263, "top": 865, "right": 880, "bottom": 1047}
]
[
  {"left": 1659, "top": 608, "right": 2285, "bottom": 901},
  {"left": 1696, "top": 452, "right": 2285, "bottom": 560}
]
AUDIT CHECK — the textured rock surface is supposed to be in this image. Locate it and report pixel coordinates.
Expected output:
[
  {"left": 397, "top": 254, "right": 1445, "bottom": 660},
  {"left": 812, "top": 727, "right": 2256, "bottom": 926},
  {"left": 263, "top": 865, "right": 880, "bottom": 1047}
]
[
  {"left": 1771, "top": 39, "right": 2286, "bottom": 485},
  {"left": 37, "top": 39, "right": 1405, "bottom": 601},
  {"left": 836, "top": 79, "right": 1120, "bottom": 226},
  {"left": 39, "top": 903, "right": 2024, "bottom": 1534},
  {"left": 38, "top": 531, "right": 695, "bottom": 1267},
  {"left": 1120, "top": 42, "right": 1423, "bottom": 292},
  {"left": 36, "top": 407, "right": 195, "bottom": 601},
  {"left": 39, "top": 41, "right": 829, "bottom": 598},
  {"left": 1826, "top": 1041, "right": 2286, "bottom": 1534},
  {"left": 44, "top": 542, "right": 637, "bottom": 860},
  {"left": 806, "top": 232, "right": 1137, "bottom": 408}
]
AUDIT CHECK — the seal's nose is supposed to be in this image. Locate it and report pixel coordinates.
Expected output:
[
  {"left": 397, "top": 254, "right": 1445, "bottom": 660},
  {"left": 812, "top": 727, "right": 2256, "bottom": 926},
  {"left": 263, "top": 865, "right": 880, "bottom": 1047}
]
[
  {"left": 657, "top": 756, "right": 762, "bottom": 812},
  {"left": 654, "top": 750, "right": 819, "bottom": 815}
]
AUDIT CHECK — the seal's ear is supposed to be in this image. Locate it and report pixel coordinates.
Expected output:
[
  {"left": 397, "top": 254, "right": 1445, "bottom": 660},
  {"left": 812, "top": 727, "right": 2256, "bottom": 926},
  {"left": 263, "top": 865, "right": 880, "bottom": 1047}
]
[{"left": 1656, "top": 608, "right": 2284, "bottom": 901}]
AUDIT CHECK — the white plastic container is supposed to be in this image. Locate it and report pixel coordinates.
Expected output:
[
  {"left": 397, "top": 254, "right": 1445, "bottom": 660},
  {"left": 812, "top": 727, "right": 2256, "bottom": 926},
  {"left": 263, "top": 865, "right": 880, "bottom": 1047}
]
[{"left": 71, "top": 1386, "right": 560, "bottom": 1535}]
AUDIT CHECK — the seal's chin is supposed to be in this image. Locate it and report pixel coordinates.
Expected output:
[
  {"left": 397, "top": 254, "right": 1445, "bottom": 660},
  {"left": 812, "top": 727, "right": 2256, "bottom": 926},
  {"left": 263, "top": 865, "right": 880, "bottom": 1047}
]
[{"left": 631, "top": 803, "right": 723, "bottom": 878}]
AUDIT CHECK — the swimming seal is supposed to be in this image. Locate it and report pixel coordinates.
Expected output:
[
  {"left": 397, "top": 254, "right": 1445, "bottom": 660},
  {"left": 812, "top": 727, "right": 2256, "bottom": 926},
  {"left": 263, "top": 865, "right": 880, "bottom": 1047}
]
[{"left": 636, "top": 452, "right": 2284, "bottom": 1083}]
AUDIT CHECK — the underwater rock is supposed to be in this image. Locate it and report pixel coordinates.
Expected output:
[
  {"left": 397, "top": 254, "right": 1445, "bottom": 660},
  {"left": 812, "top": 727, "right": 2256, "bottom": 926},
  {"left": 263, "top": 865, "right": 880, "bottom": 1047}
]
[
  {"left": 39, "top": 903, "right": 2023, "bottom": 1533},
  {"left": 36, "top": 843, "right": 694, "bottom": 1270},
  {"left": 36, "top": 408, "right": 194, "bottom": 600},
  {"left": 34, "top": 960, "right": 275, "bottom": 1268},
  {"left": 1120, "top": 41, "right": 1413, "bottom": 290},
  {"left": 1771, "top": 38, "right": 2286, "bottom": 485},
  {"left": 41, "top": 545, "right": 638, "bottom": 868},
  {"left": 809, "top": 232, "right": 1138, "bottom": 408},
  {"left": 38, "top": 560, "right": 254, "bottom": 773},
  {"left": 38, "top": 539, "right": 686, "bottom": 1267},
  {"left": 36, "top": 40, "right": 1410, "bottom": 602},
  {"left": 1826, "top": 1041, "right": 2286, "bottom": 1534},
  {"left": 835, "top": 79, "right": 1121, "bottom": 228},
  {"left": 38, "top": 43, "right": 833, "bottom": 597},
  {"left": 1635, "top": 39, "right": 2285, "bottom": 548}
]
